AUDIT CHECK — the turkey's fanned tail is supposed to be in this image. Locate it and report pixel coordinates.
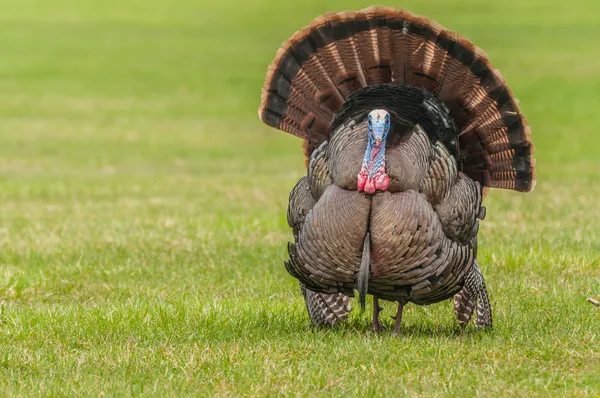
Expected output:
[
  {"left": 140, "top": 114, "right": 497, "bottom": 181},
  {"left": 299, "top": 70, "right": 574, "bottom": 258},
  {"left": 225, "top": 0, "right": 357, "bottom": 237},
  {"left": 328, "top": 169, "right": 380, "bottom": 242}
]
[{"left": 259, "top": 6, "right": 535, "bottom": 193}]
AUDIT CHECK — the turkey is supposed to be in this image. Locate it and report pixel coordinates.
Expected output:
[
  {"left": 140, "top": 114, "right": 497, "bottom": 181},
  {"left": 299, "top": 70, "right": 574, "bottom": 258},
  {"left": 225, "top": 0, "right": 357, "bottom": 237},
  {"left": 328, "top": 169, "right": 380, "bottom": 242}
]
[{"left": 259, "top": 7, "right": 535, "bottom": 333}]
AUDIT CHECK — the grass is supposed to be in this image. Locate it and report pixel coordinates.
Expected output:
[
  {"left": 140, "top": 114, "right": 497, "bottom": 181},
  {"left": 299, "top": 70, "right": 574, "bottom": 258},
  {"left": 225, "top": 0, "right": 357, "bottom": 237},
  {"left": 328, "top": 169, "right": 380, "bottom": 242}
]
[{"left": 0, "top": 0, "right": 598, "bottom": 395}]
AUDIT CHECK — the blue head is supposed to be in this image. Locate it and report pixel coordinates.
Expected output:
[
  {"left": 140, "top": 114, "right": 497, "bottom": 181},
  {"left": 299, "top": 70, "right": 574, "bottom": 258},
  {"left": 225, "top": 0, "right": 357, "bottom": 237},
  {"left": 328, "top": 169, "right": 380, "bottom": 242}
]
[
  {"left": 361, "top": 109, "right": 391, "bottom": 175},
  {"left": 367, "top": 109, "right": 391, "bottom": 147}
]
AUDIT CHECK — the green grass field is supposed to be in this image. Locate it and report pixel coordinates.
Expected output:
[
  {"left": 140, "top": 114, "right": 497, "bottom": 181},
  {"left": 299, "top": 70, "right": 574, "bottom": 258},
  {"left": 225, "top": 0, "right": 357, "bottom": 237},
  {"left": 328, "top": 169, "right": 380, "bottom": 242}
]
[{"left": 0, "top": 0, "right": 598, "bottom": 395}]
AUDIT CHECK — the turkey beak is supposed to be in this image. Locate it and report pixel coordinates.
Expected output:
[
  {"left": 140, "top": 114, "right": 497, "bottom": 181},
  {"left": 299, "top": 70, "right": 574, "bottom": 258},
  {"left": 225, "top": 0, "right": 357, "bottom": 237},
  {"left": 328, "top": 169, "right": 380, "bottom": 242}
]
[{"left": 375, "top": 138, "right": 382, "bottom": 146}]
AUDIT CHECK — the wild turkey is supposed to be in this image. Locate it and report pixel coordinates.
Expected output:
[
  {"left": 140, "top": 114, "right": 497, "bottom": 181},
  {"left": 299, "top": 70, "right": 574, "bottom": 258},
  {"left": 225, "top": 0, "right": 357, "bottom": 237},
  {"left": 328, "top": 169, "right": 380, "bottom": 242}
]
[{"left": 259, "top": 7, "right": 535, "bottom": 332}]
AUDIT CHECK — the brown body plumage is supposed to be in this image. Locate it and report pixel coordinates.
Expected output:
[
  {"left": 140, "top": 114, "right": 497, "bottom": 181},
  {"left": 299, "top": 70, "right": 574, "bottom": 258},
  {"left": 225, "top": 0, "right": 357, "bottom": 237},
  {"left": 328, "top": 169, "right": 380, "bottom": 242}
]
[{"left": 259, "top": 7, "right": 535, "bottom": 332}]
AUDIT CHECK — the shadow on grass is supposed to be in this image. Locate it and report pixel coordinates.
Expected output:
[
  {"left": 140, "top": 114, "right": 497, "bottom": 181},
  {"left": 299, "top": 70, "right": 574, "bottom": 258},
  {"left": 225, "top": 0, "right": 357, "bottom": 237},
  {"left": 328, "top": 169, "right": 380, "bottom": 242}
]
[
  {"left": 336, "top": 316, "right": 486, "bottom": 338},
  {"left": 194, "top": 304, "right": 490, "bottom": 343}
]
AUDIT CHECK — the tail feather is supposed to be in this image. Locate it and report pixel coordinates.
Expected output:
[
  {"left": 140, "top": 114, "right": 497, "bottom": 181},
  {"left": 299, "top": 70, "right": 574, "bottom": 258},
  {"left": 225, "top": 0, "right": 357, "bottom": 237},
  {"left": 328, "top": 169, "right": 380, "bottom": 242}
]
[
  {"left": 387, "top": 17, "right": 408, "bottom": 84},
  {"left": 259, "top": 7, "right": 535, "bottom": 193}
]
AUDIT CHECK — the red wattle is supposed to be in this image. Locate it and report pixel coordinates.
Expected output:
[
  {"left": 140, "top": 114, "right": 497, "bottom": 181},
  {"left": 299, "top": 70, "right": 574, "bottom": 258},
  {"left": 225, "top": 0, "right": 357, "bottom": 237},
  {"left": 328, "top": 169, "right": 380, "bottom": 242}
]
[
  {"left": 364, "top": 179, "right": 376, "bottom": 194},
  {"left": 357, "top": 170, "right": 368, "bottom": 192},
  {"left": 358, "top": 164, "right": 388, "bottom": 194},
  {"left": 375, "top": 172, "right": 390, "bottom": 191}
]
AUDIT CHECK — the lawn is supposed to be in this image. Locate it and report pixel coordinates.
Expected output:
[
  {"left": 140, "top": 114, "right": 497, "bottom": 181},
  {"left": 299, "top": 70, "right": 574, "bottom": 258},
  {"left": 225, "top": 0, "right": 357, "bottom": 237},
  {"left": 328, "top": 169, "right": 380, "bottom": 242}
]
[{"left": 0, "top": 0, "right": 598, "bottom": 395}]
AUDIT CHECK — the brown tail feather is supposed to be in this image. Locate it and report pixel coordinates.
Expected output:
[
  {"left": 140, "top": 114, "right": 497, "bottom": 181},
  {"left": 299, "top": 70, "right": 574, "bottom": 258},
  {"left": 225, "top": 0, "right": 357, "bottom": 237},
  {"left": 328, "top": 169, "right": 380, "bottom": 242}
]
[{"left": 259, "top": 7, "right": 536, "bottom": 193}]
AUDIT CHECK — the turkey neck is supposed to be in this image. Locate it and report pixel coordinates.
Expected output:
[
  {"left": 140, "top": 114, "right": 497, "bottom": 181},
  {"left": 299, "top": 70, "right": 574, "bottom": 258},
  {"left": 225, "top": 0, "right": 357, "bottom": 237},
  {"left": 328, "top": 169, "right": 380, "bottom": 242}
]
[
  {"left": 363, "top": 140, "right": 385, "bottom": 179},
  {"left": 357, "top": 135, "right": 390, "bottom": 194}
]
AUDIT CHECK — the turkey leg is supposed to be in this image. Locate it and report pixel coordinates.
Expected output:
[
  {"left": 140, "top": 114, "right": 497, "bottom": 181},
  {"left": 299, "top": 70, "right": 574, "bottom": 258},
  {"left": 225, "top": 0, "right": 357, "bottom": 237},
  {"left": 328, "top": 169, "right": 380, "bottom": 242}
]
[
  {"left": 392, "top": 302, "right": 405, "bottom": 335},
  {"left": 371, "top": 297, "right": 385, "bottom": 332}
]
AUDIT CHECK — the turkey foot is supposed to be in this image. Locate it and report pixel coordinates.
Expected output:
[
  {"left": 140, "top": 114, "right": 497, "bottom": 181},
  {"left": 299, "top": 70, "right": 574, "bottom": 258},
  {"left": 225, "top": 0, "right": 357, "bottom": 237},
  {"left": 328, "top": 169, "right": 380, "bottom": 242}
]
[
  {"left": 392, "top": 302, "right": 405, "bottom": 335},
  {"left": 371, "top": 297, "right": 385, "bottom": 332}
]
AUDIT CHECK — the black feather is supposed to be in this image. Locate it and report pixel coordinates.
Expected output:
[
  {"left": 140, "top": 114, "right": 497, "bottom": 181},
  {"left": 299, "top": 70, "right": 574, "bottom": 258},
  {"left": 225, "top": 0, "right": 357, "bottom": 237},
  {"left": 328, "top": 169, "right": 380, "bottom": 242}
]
[{"left": 331, "top": 84, "right": 459, "bottom": 158}]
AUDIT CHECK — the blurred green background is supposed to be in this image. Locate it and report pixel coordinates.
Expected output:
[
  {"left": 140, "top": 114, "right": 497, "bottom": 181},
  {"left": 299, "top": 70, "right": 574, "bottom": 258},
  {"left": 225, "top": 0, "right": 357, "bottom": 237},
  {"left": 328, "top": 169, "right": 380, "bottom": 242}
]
[{"left": 0, "top": 0, "right": 598, "bottom": 395}]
